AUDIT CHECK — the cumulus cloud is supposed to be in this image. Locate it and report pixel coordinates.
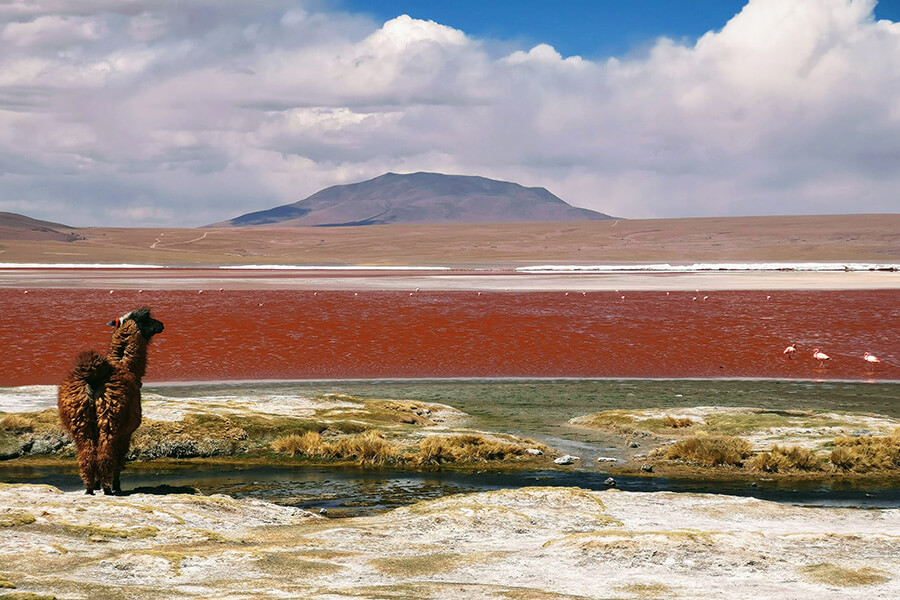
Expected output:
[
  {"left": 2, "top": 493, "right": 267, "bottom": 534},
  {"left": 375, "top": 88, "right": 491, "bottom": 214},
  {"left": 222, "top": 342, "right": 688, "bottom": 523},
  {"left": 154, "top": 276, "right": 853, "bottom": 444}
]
[{"left": 0, "top": 0, "right": 897, "bottom": 226}]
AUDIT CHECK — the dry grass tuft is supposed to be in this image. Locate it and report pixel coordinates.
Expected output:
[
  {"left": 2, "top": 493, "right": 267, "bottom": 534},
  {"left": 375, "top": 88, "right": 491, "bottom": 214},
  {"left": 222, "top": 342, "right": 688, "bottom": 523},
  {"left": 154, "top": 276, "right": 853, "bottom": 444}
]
[
  {"left": 0, "top": 414, "right": 35, "bottom": 433},
  {"left": 800, "top": 563, "right": 891, "bottom": 587},
  {"left": 369, "top": 553, "right": 472, "bottom": 577},
  {"left": 618, "top": 582, "right": 676, "bottom": 598},
  {"left": 829, "top": 428, "right": 900, "bottom": 472},
  {"left": 271, "top": 430, "right": 397, "bottom": 465},
  {"left": 665, "top": 434, "right": 752, "bottom": 467},
  {"left": 271, "top": 431, "right": 323, "bottom": 457},
  {"left": 751, "top": 445, "right": 822, "bottom": 473},
  {"left": 329, "top": 430, "right": 397, "bottom": 465},
  {"left": 0, "top": 512, "right": 36, "bottom": 527},
  {"left": 663, "top": 415, "right": 695, "bottom": 429},
  {"left": 417, "top": 434, "right": 527, "bottom": 466}
]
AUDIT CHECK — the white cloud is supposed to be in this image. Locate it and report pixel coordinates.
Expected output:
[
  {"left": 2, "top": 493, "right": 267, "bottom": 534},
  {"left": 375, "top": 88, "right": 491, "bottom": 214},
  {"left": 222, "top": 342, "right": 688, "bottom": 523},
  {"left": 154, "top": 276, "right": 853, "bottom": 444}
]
[
  {"left": 0, "top": 0, "right": 897, "bottom": 227},
  {"left": 504, "top": 43, "right": 585, "bottom": 67},
  {"left": 2, "top": 14, "right": 105, "bottom": 47}
]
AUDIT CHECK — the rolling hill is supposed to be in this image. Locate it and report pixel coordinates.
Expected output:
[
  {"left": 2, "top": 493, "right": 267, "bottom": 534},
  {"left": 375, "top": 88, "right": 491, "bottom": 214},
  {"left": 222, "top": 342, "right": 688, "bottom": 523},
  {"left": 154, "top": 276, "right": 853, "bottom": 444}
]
[
  {"left": 210, "top": 172, "right": 612, "bottom": 227},
  {"left": 0, "top": 212, "right": 83, "bottom": 242}
]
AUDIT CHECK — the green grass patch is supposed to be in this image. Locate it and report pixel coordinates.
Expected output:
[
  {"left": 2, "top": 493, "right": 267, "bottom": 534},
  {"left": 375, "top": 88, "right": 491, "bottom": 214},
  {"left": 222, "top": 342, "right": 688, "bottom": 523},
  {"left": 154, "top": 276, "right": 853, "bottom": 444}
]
[
  {"left": 702, "top": 411, "right": 850, "bottom": 436},
  {"left": 569, "top": 410, "right": 638, "bottom": 433}
]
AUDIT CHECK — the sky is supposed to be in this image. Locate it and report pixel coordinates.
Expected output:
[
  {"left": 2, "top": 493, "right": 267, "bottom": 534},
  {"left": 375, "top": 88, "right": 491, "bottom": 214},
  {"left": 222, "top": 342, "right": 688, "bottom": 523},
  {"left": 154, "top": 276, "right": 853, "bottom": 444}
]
[{"left": 1, "top": 0, "right": 899, "bottom": 227}]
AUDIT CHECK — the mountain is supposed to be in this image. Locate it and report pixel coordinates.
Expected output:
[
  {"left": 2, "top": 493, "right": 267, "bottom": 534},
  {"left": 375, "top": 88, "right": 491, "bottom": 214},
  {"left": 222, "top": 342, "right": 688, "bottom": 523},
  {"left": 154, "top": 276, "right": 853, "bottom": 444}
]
[
  {"left": 210, "top": 172, "right": 613, "bottom": 227},
  {"left": 0, "top": 212, "right": 83, "bottom": 242}
]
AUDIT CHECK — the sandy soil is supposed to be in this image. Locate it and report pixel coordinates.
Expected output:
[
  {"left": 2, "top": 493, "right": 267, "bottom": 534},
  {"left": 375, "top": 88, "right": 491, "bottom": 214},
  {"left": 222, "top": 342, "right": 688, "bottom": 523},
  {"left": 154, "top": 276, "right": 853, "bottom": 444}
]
[
  {"left": 1, "top": 214, "right": 898, "bottom": 266},
  {"left": 1, "top": 483, "right": 897, "bottom": 599}
]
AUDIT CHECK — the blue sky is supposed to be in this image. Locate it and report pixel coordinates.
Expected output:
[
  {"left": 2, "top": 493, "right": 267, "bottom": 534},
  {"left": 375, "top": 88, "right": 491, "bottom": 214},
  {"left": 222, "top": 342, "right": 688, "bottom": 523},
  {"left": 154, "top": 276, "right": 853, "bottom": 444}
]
[
  {"left": 339, "top": 1, "right": 753, "bottom": 59},
  {"left": 0, "top": 0, "right": 898, "bottom": 226},
  {"left": 342, "top": 0, "right": 900, "bottom": 58}
]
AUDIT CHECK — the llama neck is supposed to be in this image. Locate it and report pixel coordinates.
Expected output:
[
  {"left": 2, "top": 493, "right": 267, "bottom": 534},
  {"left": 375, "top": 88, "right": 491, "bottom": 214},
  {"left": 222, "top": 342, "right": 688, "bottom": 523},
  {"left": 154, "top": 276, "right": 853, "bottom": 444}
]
[{"left": 107, "top": 326, "right": 150, "bottom": 380}]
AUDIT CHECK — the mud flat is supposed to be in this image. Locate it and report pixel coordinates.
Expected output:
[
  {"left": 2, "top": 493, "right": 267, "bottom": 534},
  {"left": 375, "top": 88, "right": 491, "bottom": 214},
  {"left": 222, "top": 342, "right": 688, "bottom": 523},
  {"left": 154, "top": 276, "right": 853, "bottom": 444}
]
[{"left": 1, "top": 483, "right": 898, "bottom": 599}]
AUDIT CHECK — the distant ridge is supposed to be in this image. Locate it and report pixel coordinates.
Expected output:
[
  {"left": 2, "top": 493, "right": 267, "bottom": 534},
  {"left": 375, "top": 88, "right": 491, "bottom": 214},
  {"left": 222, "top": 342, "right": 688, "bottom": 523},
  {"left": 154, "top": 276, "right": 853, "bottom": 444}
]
[
  {"left": 210, "top": 172, "right": 613, "bottom": 227},
  {"left": 0, "top": 212, "right": 83, "bottom": 242}
]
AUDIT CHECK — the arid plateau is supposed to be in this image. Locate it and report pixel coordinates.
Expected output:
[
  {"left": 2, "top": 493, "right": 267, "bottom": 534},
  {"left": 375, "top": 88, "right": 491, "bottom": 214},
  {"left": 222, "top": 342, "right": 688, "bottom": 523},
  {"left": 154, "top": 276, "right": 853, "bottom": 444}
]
[{"left": 1, "top": 213, "right": 899, "bottom": 599}]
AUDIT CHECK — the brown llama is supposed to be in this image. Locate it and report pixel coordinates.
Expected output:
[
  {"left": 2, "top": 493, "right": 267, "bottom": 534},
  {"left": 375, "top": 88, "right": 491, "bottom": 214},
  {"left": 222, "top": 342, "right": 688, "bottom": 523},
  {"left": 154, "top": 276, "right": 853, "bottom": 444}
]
[{"left": 58, "top": 308, "right": 164, "bottom": 495}]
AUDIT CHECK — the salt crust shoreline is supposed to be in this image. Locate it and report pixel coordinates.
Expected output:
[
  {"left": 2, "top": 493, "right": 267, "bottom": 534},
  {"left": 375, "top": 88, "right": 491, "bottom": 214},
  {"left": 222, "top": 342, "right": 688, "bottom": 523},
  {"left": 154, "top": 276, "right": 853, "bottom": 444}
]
[
  {"left": 0, "top": 483, "right": 897, "bottom": 599},
  {"left": 1, "top": 266, "right": 898, "bottom": 291}
]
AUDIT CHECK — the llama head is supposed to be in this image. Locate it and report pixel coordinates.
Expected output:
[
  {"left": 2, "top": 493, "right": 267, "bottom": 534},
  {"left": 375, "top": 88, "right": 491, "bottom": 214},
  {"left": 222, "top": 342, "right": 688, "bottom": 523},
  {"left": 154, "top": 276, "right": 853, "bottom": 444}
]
[{"left": 107, "top": 307, "right": 165, "bottom": 340}]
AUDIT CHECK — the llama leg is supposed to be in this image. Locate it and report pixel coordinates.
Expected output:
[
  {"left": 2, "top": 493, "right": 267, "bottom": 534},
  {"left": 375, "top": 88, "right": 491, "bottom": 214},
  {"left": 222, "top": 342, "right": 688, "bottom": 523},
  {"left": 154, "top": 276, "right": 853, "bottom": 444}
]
[
  {"left": 111, "top": 436, "right": 132, "bottom": 495},
  {"left": 74, "top": 438, "right": 99, "bottom": 495},
  {"left": 96, "top": 434, "right": 116, "bottom": 495}
]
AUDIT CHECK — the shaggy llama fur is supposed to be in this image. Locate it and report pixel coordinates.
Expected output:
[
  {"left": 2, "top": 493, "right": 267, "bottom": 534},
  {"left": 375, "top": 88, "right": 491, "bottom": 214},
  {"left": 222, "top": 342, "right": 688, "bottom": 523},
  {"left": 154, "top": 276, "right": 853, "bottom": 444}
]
[{"left": 57, "top": 308, "right": 164, "bottom": 495}]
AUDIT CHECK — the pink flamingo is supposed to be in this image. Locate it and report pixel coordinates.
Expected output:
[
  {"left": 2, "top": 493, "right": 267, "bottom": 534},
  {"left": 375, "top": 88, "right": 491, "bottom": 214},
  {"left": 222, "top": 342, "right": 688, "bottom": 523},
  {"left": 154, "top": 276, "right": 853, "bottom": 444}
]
[
  {"left": 783, "top": 344, "right": 797, "bottom": 359},
  {"left": 812, "top": 348, "right": 830, "bottom": 367},
  {"left": 863, "top": 352, "right": 882, "bottom": 370}
]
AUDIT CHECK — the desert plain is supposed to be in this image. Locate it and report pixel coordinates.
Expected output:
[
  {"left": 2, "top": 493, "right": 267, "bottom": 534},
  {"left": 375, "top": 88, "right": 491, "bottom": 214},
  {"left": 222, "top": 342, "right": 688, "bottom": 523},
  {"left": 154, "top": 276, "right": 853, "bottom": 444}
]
[
  {"left": 2, "top": 213, "right": 899, "bottom": 266},
  {"left": 1, "top": 213, "right": 899, "bottom": 599}
]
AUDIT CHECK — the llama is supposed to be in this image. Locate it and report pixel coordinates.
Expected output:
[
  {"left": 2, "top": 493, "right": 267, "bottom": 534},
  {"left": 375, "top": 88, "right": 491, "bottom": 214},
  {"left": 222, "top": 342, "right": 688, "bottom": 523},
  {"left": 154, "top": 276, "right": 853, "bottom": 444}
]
[{"left": 58, "top": 308, "right": 164, "bottom": 495}]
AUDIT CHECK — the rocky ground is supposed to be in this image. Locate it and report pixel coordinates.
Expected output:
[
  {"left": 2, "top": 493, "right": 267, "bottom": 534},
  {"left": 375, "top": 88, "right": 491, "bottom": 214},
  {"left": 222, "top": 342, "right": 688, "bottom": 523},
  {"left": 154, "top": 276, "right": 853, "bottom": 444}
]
[{"left": 1, "top": 483, "right": 898, "bottom": 599}]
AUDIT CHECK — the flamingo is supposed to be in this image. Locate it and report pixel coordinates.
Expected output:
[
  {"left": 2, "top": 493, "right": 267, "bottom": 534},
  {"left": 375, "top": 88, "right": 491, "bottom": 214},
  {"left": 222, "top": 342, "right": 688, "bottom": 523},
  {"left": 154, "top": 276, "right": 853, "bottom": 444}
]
[
  {"left": 783, "top": 344, "right": 797, "bottom": 359},
  {"left": 864, "top": 352, "right": 882, "bottom": 370},
  {"left": 812, "top": 348, "right": 830, "bottom": 367}
]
